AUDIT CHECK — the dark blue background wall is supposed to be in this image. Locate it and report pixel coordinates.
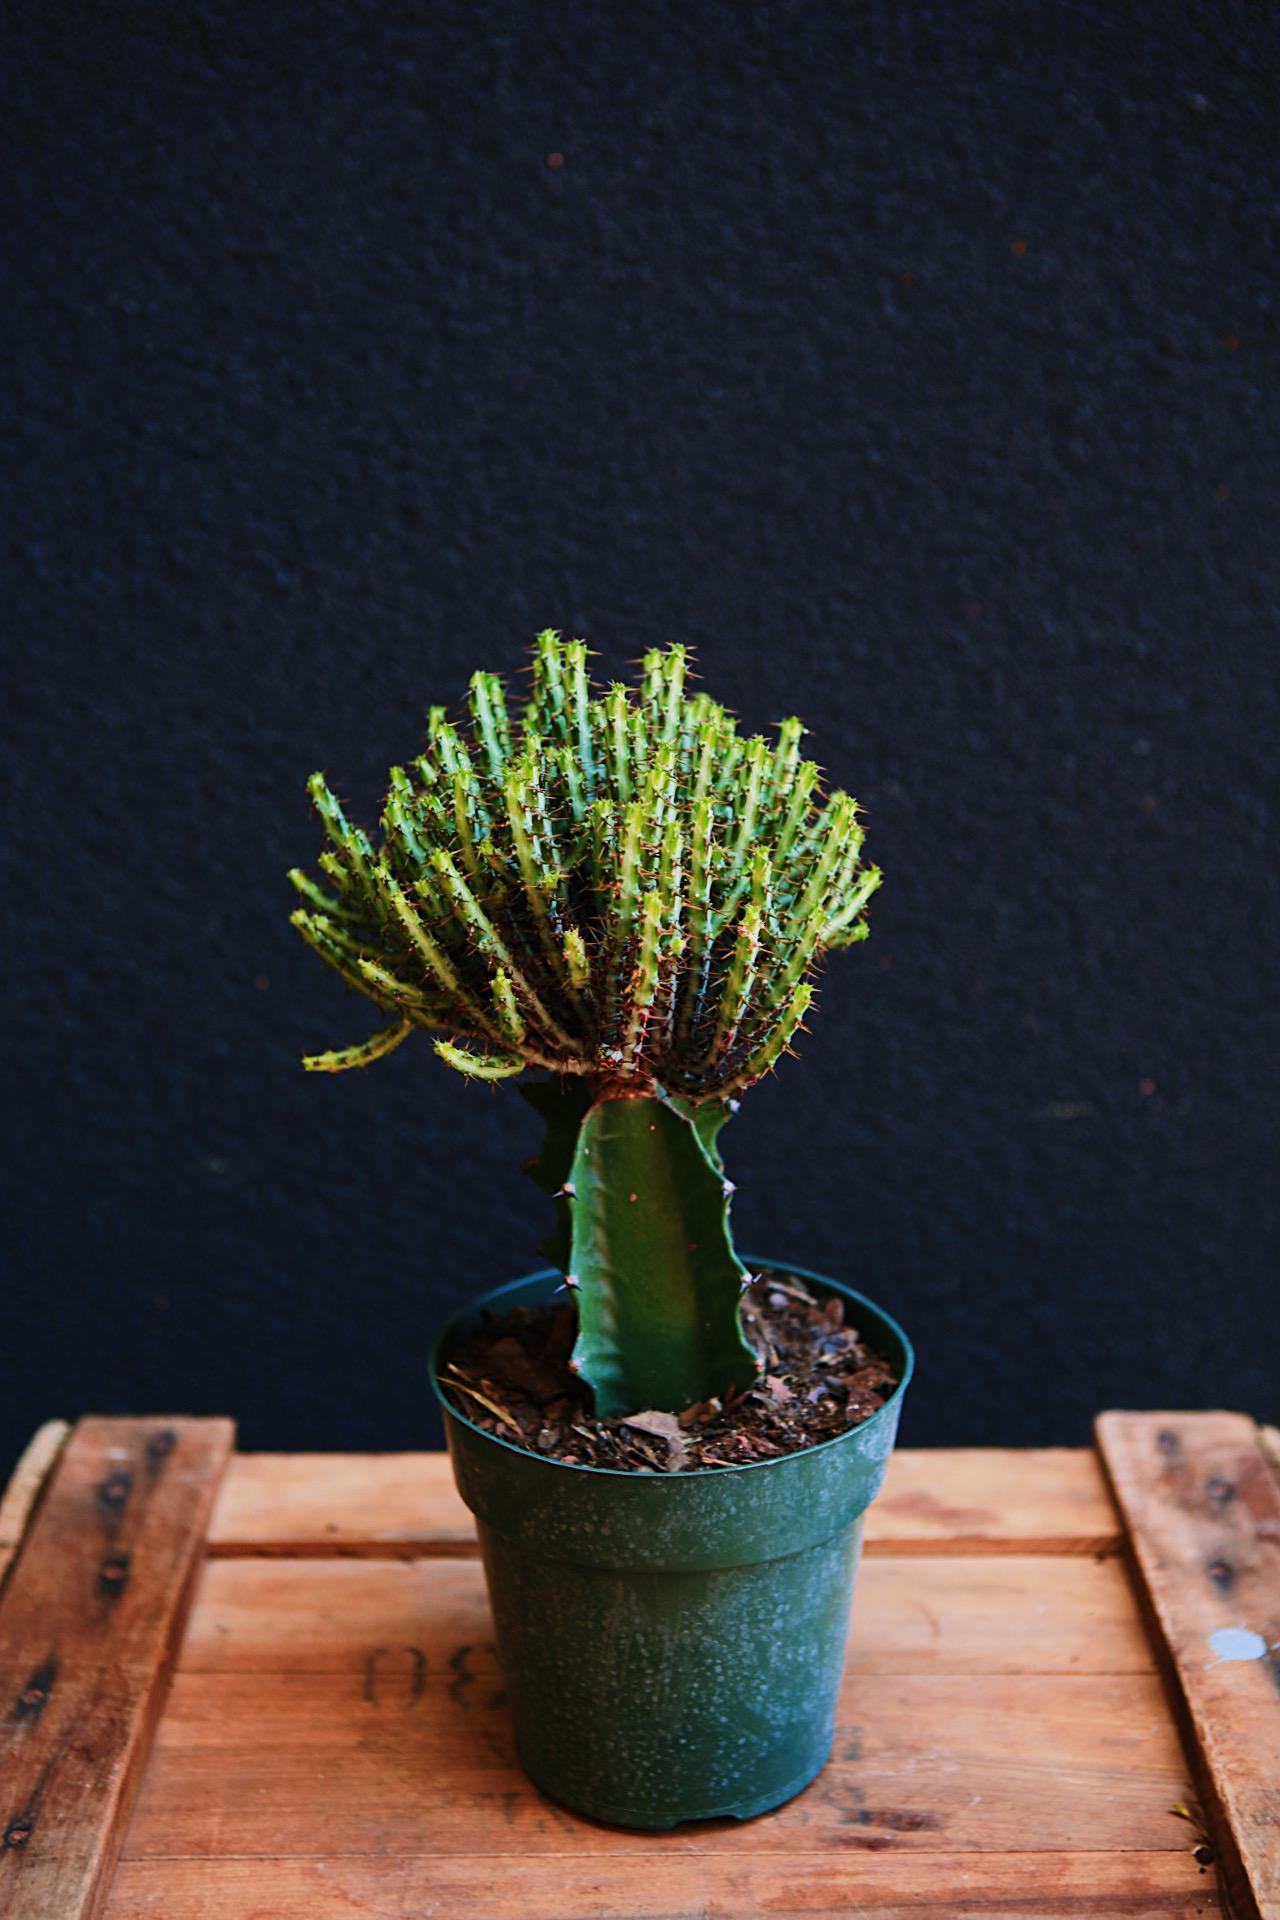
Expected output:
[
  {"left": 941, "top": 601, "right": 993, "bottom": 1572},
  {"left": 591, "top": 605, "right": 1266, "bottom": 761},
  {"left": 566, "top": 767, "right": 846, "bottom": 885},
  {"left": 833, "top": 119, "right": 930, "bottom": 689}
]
[{"left": 5, "top": 2, "right": 1276, "bottom": 1468}]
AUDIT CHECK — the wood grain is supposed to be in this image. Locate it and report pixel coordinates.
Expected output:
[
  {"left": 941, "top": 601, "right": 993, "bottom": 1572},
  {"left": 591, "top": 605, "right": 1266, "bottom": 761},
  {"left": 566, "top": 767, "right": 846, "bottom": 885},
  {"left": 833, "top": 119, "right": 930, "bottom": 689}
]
[
  {"left": 0, "top": 1420, "right": 69, "bottom": 1598},
  {"left": 180, "top": 1552, "right": 1156, "bottom": 1677},
  {"left": 121, "top": 1666, "right": 1197, "bottom": 1858},
  {"left": 1097, "top": 1412, "right": 1280, "bottom": 1920},
  {"left": 0, "top": 1417, "right": 234, "bottom": 1920},
  {"left": 208, "top": 1445, "right": 1121, "bottom": 1558},
  {"left": 104, "top": 1849, "right": 1221, "bottom": 1918}
]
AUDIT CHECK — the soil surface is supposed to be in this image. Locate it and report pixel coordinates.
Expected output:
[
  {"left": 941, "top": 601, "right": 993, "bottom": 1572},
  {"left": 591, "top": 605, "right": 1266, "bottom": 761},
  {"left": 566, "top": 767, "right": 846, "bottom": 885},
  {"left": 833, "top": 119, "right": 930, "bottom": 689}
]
[{"left": 439, "top": 1271, "right": 899, "bottom": 1472}]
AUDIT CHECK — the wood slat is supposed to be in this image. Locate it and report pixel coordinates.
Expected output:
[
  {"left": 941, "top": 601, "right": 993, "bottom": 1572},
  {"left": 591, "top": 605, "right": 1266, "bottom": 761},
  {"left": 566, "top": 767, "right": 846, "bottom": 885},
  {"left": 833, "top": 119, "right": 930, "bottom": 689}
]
[
  {"left": 208, "top": 1445, "right": 1121, "bottom": 1558},
  {"left": 0, "top": 1420, "right": 69, "bottom": 1597},
  {"left": 121, "top": 1667, "right": 1198, "bottom": 1859},
  {"left": 179, "top": 1553, "right": 1157, "bottom": 1677},
  {"left": 1098, "top": 1411, "right": 1280, "bottom": 1920},
  {"left": 103, "top": 1849, "right": 1220, "bottom": 1918},
  {"left": 208, "top": 1449, "right": 476, "bottom": 1557},
  {"left": 0, "top": 1427, "right": 1233, "bottom": 1920},
  {"left": 0, "top": 1417, "right": 234, "bottom": 1920}
]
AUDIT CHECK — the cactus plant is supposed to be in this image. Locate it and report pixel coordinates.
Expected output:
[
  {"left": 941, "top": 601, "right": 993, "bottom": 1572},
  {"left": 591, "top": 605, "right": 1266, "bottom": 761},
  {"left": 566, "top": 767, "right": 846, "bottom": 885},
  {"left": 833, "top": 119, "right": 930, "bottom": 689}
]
[{"left": 289, "top": 634, "right": 881, "bottom": 1418}]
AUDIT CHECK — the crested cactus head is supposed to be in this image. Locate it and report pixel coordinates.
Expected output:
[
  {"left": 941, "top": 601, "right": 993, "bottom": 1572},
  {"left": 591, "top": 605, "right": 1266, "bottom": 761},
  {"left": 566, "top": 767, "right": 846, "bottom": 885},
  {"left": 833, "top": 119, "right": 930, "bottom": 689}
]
[
  {"left": 290, "top": 633, "right": 883, "bottom": 1417},
  {"left": 289, "top": 632, "right": 881, "bottom": 1098}
]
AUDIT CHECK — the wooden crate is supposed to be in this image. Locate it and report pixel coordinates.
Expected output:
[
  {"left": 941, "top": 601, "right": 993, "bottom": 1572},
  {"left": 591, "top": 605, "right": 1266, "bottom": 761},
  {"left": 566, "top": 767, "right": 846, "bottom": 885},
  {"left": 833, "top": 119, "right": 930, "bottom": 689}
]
[{"left": 1, "top": 1413, "right": 1277, "bottom": 1919}]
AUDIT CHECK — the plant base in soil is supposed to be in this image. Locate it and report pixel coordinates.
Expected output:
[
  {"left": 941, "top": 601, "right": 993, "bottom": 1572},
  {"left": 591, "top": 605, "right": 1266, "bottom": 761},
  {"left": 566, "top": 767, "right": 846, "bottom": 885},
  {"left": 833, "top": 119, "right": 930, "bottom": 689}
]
[{"left": 441, "top": 1270, "right": 898, "bottom": 1473}]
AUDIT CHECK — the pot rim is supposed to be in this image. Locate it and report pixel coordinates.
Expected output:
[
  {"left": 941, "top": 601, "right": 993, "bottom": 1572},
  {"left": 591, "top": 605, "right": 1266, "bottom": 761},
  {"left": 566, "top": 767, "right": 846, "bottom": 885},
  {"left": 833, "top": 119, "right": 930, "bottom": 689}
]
[{"left": 429, "top": 1253, "right": 914, "bottom": 1481}]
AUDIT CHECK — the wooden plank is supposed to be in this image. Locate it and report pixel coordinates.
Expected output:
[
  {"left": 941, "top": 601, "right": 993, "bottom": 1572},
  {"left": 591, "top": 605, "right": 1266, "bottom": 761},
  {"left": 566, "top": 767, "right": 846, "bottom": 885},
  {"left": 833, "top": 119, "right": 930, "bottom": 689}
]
[
  {"left": 179, "top": 1553, "right": 1157, "bottom": 1677},
  {"left": 208, "top": 1449, "right": 477, "bottom": 1557},
  {"left": 0, "top": 1421, "right": 70, "bottom": 1597},
  {"left": 870, "top": 1449, "right": 1121, "bottom": 1556},
  {"left": 104, "top": 1849, "right": 1221, "bottom": 1918},
  {"left": 0, "top": 1417, "right": 234, "bottom": 1920},
  {"left": 1097, "top": 1411, "right": 1280, "bottom": 1920},
  {"left": 120, "top": 1667, "right": 1198, "bottom": 1859},
  {"left": 208, "top": 1446, "right": 1120, "bottom": 1557}
]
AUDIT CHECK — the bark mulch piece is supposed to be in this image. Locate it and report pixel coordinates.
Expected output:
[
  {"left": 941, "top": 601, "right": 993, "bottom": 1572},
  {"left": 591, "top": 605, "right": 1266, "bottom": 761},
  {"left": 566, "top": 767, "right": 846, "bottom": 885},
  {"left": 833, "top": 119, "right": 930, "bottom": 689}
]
[{"left": 440, "top": 1270, "right": 899, "bottom": 1473}]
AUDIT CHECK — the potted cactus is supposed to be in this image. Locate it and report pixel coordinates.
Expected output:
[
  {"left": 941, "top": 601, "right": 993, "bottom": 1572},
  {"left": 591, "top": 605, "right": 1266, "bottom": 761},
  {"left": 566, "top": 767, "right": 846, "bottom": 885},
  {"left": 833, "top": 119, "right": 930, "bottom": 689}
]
[{"left": 289, "top": 634, "right": 912, "bottom": 1828}]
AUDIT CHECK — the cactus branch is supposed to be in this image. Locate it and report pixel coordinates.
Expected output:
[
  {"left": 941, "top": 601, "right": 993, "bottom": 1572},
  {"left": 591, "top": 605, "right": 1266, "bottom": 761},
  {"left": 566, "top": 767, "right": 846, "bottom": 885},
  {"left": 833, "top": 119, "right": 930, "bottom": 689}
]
[
  {"left": 302, "top": 1019, "right": 414, "bottom": 1073},
  {"left": 291, "top": 637, "right": 877, "bottom": 1100},
  {"left": 434, "top": 1039, "right": 528, "bottom": 1081}
]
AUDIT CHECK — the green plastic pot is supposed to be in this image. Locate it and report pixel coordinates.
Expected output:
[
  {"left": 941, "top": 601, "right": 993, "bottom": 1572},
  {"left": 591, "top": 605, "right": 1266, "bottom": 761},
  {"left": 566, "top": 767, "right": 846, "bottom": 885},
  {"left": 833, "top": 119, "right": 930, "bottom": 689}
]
[{"left": 430, "top": 1257, "right": 912, "bottom": 1830}]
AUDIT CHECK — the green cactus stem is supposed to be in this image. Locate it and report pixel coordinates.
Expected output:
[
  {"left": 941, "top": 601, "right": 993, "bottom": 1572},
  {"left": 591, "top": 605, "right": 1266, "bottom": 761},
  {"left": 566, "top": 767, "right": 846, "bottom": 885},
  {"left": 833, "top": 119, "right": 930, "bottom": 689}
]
[
  {"left": 562, "top": 1092, "right": 754, "bottom": 1415},
  {"left": 289, "top": 632, "right": 882, "bottom": 1417},
  {"left": 518, "top": 1082, "right": 754, "bottom": 1416}
]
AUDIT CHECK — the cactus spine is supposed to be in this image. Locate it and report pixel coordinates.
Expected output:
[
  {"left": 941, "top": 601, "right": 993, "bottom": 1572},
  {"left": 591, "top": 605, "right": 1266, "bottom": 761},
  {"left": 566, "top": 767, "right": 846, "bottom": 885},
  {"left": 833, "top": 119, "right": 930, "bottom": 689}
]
[{"left": 290, "top": 634, "right": 881, "bottom": 1416}]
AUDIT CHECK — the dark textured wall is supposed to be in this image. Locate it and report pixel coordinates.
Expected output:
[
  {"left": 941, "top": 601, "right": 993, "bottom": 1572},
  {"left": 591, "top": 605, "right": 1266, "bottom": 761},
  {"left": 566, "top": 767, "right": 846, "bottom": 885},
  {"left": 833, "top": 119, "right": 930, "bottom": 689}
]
[{"left": 5, "top": 2, "right": 1276, "bottom": 1469}]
